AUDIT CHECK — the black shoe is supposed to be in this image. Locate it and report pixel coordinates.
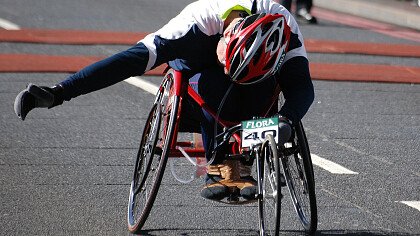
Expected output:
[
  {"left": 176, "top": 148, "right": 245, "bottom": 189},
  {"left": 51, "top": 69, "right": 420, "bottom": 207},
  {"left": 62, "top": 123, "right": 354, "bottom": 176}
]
[
  {"left": 200, "top": 174, "right": 229, "bottom": 200},
  {"left": 14, "top": 83, "right": 61, "bottom": 121},
  {"left": 296, "top": 9, "right": 317, "bottom": 24},
  {"left": 239, "top": 176, "right": 257, "bottom": 200}
]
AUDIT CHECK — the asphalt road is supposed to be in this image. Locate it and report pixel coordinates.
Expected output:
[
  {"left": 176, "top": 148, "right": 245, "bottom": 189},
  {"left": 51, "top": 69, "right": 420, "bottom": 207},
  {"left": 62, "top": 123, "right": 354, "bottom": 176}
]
[{"left": 0, "top": 1, "right": 419, "bottom": 235}]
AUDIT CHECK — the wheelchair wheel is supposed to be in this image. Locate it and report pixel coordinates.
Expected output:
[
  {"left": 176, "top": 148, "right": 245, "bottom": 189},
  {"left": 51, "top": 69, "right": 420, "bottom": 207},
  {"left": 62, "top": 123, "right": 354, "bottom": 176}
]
[
  {"left": 280, "top": 121, "right": 317, "bottom": 234},
  {"left": 258, "top": 134, "right": 281, "bottom": 236},
  {"left": 128, "top": 72, "right": 179, "bottom": 233}
]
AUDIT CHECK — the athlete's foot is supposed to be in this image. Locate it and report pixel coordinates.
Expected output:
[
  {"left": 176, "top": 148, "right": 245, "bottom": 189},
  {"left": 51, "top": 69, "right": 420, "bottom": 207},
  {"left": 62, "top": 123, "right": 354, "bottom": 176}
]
[
  {"left": 239, "top": 176, "right": 258, "bottom": 200},
  {"left": 200, "top": 174, "right": 229, "bottom": 200},
  {"left": 14, "top": 84, "right": 63, "bottom": 120}
]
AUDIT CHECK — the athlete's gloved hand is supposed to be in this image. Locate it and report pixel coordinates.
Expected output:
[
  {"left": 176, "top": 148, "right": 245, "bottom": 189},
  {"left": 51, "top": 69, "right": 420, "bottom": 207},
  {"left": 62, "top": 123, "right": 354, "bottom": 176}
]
[{"left": 278, "top": 116, "right": 292, "bottom": 146}]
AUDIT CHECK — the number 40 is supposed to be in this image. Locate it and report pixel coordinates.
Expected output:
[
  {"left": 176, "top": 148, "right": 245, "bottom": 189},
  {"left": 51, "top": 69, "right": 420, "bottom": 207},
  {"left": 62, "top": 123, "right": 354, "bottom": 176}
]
[{"left": 244, "top": 130, "right": 277, "bottom": 140}]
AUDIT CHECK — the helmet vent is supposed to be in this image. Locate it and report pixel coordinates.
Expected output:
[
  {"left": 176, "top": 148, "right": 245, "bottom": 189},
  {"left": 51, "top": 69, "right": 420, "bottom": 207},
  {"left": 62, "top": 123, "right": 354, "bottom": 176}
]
[
  {"left": 241, "top": 14, "right": 260, "bottom": 29},
  {"left": 261, "top": 22, "right": 273, "bottom": 36},
  {"left": 267, "top": 30, "right": 280, "bottom": 48},
  {"left": 245, "top": 33, "right": 257, "bottom": 49},
  {"left": 227, "top": 38, "right": 239, "bottom": 54},
  {"left": 230, "top": 55, "right": 241, "bottom": 74},
  {"left": 237, "top": 66, "right": 249, "bottom": 81},
  {"left": 253, "top": 47, "right": 263, "bottom": 65},
  {"left": 263, "top": 55, "right": 277, "bottom": 71}
]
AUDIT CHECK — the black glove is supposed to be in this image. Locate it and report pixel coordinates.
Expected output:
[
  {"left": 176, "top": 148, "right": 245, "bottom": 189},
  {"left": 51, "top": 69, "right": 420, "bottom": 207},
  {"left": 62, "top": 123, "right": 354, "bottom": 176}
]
[{"left": 278, "top": 116, "right": 293, "bottom": 146}]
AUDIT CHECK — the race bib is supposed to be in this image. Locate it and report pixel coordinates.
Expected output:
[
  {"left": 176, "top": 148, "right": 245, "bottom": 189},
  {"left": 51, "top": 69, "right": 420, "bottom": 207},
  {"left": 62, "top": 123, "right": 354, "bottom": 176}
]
[{"left": 241, "top": 117, "right": 279, "bottom": 148}]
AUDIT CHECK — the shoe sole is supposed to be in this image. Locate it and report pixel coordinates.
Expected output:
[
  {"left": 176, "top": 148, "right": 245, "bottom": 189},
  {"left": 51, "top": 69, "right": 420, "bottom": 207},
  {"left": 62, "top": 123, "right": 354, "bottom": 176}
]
[{"left": 14, "top": 89, "right": 30, "bottom": 120}]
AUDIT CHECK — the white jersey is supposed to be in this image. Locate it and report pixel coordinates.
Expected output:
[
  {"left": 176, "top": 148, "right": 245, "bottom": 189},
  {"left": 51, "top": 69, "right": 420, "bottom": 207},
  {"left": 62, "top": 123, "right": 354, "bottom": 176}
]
[{"left": 139, "top": 0, "right": 307, "bottom": 72}]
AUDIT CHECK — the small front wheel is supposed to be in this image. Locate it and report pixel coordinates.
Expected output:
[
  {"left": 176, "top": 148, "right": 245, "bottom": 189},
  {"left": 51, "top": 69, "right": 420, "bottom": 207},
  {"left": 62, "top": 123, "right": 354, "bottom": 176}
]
[
  {"left": 127, "top": 72, "right": 179, "bottom": 233},
  {"left": 258, "top": 134, "right": 281, "bottom": 236}
]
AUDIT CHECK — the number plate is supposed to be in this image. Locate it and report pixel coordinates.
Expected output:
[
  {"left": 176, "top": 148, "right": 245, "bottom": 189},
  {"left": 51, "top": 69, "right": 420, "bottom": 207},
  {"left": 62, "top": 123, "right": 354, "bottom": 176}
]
[{"left": 241, "top": 117, "right": 279, "bottom": 148}]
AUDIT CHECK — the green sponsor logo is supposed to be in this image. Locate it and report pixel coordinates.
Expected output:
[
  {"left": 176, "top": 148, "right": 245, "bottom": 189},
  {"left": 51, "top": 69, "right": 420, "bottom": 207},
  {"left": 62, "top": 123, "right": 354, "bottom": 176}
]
[{"left": 243, "top": 117, "right": 278, "bottom": 129}]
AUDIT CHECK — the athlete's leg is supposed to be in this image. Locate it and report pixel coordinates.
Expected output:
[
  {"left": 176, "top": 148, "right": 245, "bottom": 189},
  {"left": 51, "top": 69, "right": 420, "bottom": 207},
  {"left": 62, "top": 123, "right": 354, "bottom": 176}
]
[
  {"left": 59, "top": 44, "right": 150, "bottom": 101},
  {"left": 14, "top": 43, "right": 151, "bottom": 120},
  {"left": 189, "top": 67, "right": 235, "bottom": 165},
  {"left": 191, "top": 67, "right": 279, "bottom": 200}
]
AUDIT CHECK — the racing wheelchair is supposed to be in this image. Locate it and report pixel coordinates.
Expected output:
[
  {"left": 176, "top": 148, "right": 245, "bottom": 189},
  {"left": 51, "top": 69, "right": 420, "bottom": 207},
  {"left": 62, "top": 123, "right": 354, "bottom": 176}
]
[{"left": 127, "top": 68, "right": 318, "bottom": 235}]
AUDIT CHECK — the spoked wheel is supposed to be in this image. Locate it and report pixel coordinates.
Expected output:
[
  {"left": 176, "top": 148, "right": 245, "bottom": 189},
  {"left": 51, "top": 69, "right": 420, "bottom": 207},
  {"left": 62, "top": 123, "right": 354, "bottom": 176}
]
[
  {"left": 280, "top": 121, "right": 317, "bottom": 235},
  {"left": 258, "top": 134, "right": 281, "bottom": 236},
  {"left": 127, "top": 72, "right": 180, "bottom": 233}
]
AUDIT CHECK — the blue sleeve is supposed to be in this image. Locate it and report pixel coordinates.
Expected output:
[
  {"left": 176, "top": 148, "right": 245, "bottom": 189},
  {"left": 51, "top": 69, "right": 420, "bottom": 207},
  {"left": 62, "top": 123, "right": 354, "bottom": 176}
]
[{"left": 277, "top": 56, "right": 314, "bottom": 122}]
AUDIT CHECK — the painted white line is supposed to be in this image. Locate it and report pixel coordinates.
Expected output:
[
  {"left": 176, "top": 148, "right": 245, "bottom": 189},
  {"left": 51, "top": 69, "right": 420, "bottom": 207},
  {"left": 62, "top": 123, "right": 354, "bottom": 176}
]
[
  {"left": 0, "top": 18, "right": 20, "bottom": 30},
  {"left": 335, "top": 140, "right": 393, "bottom": 165},
  {"left": 311, "top": 154, "right": 358, "bottom": 174},
  {"left": 124, "top": 76, "right": 158, "bottom": 95},
  {"left": 397, "top": 201, "right": 420, "bottom": 212}
]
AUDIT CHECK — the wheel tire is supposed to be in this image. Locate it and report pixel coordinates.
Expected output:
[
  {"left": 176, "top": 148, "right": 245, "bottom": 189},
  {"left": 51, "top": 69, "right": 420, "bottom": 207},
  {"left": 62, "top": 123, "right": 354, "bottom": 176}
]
[
  {"left": 280, "top": 121, "right": 317, "bottom": 234},
  {"left": 127, "top": 72, "right": 179, "bottom": 233},
  {"left": 258, "top": 134, "right": 281, "bottom": 236}
]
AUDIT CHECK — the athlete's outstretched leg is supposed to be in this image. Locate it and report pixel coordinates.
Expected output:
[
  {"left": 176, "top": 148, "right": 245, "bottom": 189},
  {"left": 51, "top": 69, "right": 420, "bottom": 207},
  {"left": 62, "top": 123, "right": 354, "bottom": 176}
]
[{"left": 14, "top": 43, "right": 150, "bottom": 120}]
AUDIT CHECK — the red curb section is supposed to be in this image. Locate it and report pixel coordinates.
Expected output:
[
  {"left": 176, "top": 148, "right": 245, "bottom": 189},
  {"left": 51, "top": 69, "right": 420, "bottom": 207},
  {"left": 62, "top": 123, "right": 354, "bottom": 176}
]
[
  {"left": 1, "top": 54, "right": 419, "bottom": 84},
  {"left": 0, "top": 54, "right": 103, "bottom": 73},
  {"left": 310, "top": 63, "right": 420, "bottom": 84},
  {"left": 0, "top": 54, "right": 166, "bottom": 76},
  {"left": 0, "top": 29, "right": 148, "bottom": 45},
  {"left": 305, "top": 39, "right": 420, "bottom": 58},
  {"left": 2, "top": 29, "right": 420, "bottom": 58}
]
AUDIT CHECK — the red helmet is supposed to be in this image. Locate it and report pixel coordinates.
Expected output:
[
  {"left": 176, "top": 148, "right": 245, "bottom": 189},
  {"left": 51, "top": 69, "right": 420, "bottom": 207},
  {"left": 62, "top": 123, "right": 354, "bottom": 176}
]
[{"left": 225, "top": 13, "right": 291, "bottom": 84}]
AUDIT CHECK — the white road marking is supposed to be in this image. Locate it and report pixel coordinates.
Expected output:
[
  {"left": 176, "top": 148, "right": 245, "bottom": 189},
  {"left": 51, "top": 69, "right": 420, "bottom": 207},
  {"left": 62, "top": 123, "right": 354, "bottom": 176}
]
[
  {"left": 0, "top": 18, "right": 20, "bottom": 30},
  {"left": 124, "top": 76, "right": 158, "bottom": 95},
  {"left": 127, "top": 76, "right": 359, "bottom": 175},
  {"left": 311, "top": 154, "right": 358, "bottom": 174},
  {"left": 305, "top": 127, "right": 393, "bottom": 165},
  {"left": 397, "top": 201, "right": 420, "bottom": 212},
  {"left": 335, "top": 140, "right": 393, "bottom": 165}
]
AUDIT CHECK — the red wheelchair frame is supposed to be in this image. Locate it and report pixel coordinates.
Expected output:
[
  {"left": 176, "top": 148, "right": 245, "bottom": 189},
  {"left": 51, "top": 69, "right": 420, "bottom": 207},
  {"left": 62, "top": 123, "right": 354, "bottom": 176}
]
[{"left": 167, "top": 69, "right": 280, "bottom": 159}]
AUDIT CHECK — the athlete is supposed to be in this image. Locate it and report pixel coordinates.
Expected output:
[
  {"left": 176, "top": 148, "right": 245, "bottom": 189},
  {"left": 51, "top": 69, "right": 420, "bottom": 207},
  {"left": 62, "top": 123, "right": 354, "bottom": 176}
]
[{"left": 14, "top": 0, "right": 314, "bottom": 201}]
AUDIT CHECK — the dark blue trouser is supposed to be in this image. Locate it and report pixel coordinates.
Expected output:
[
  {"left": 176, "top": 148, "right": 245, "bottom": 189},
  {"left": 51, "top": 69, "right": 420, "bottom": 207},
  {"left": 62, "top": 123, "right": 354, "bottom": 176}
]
[{"left": 59, "top": 44, "right": 150, "bottom": 101}]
